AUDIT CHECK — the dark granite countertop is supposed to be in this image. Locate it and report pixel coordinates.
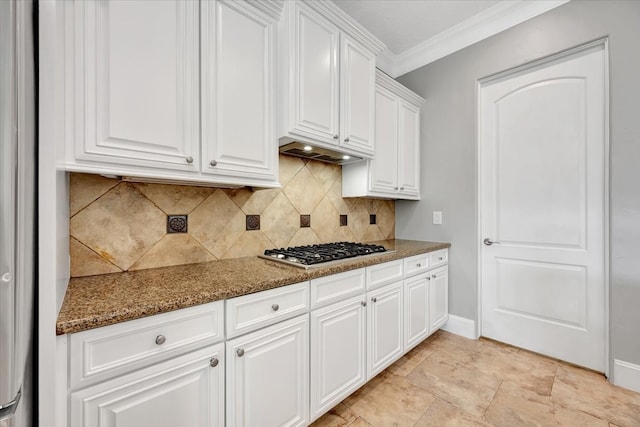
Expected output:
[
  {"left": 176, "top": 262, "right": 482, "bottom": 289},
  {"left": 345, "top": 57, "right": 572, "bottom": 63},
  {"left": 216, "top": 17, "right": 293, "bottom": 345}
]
[{"left": 56, "top": 239, "right": 450, "bottom": 335}]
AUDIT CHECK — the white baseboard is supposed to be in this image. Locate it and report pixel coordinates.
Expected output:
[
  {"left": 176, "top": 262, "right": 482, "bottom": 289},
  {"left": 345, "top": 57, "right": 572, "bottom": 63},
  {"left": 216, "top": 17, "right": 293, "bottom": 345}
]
[
  {"left": 441, "top": 314, "right": 477, "bottom": 339},
  {"left": 613, "top": 359, "right": 640, "bottom": 393}
]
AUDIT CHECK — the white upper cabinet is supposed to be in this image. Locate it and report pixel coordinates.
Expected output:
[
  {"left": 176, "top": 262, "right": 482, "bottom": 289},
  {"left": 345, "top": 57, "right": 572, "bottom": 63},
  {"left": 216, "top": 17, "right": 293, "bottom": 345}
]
[
  {"left": 58, "top": 0, "right": 282, "bottom": 188},
  {"left": 342, "top": 70, "right": 425, "bottom": 200},
  {"left": 278, "top": 0, "right": 384, "bottom": 158}
]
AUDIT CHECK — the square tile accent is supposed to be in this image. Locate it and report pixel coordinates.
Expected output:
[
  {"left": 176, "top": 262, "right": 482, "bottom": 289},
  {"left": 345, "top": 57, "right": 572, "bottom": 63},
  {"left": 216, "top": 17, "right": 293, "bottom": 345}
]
[
  {"left": 340, "top": 214, "right": 348, "bottom": 226},
  {"left": 246, "top": 214, "right": 260, "bottom": 231},
  {"left": 300, "top": 214, "right": 311, "bottom": 228},
  {"left": 167, "top": 215, "right": 188, "bottom": 233},
  {"left": 370, "top": 214, "right": 377, "bottom": 225}
]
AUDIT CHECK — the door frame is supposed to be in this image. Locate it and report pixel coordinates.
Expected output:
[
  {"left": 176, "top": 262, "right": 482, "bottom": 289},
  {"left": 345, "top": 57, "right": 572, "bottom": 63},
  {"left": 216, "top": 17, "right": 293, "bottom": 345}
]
[{"left": 476, "top": 38, "right": 610, "bottom": 376}]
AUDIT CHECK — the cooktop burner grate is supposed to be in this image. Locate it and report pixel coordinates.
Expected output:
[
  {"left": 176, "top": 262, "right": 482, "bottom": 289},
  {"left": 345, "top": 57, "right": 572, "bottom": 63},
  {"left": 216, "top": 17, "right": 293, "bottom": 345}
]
[{"left": 259, "top": 242, "right": 388, "bottom": 268}]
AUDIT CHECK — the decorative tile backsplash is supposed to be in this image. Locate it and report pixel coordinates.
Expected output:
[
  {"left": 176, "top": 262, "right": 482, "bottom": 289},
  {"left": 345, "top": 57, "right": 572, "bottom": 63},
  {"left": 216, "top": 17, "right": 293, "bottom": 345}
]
[{"left": 69, "top": 155, "right": 395, "bottom": 277}]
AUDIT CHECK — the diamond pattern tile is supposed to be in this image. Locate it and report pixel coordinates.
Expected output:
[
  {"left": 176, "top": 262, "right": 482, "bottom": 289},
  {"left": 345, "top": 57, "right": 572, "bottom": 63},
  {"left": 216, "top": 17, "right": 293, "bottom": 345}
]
[
  {"left": 129, "top": 234, "right": 215, "bottom": 271},
  {"left": 283, "top": 166, "right": 325, "bottom": 214},
  {"left": 133, "top": 182, "right": 213, "bottom": 214},
  {"left": 262, "top": 193, "right": 300, "bottom": 249},
  {"left": 311, "top": 196, "right": 340, "bottom": 242},
  {"left": 69, "top": 173, "right": 119, "bottom": 217},
  {"left": 69, "top": 237, "right": 122, "bottom": 277}
]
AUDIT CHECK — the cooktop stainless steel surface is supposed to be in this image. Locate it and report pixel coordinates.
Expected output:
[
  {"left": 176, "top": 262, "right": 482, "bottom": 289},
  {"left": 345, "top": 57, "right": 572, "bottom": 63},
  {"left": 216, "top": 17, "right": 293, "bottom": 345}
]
[{"left": 258, "top": 242, "right": 391, "bottom": 269}]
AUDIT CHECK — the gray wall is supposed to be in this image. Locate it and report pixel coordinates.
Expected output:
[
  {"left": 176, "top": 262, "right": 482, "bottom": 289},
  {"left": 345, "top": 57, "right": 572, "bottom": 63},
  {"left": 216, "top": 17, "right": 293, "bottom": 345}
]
[{"left": 395, "top": 0, "right": 640, "bottom": 371}]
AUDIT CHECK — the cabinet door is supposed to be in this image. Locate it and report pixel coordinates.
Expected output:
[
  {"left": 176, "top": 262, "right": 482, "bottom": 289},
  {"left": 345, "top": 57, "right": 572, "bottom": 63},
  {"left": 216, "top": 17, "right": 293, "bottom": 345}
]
[
  {"left": 369, "top": 86, "right": 399, "bottom": 194},
  {"left": 226, "top": 315, "right": 309, "bottom": 427},
  {"left": 70, "top": 344, "right": 224, "bottom": 427},
  {"left": 288, "top": 2, "right": 340, "bottom": 144},
  {"left": 71, "top": 0, "right": 199, "bottom": 172},
  {"left": 397, "top": 100, "right": 421, "bottom": 198},
  {"left": 404, "top": 274, "right": 429, "bottom": 351},
  {"left": 340, "top": 34, "right": 376, "bottom": 156},
  {"left": 429, "top": 266, "right": 449, "bottom": 333},
  {"left": 201, "top": 0, "right": 278, "bottom": 183},
  {"left": 367, "top": 281, "right": 403, "bottom": 379},
  {"left": 310, "top": 295, "right": 366, "bottom": 422}
]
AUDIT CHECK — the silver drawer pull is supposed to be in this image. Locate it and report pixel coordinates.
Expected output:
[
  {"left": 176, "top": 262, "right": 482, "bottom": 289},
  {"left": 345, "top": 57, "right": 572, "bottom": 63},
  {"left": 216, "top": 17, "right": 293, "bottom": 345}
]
[
  {"left": 416, "top": 263, "right": 422, "bottom": 267},
  {"left": 185, "top": 156, "right": 194, "bottom": 164},
  {"left": 427, "top": 276, "right": 431, "bottom": 281},
  {"left": 371, "top": 297, "right": 377, "bottom": 303},
  {"left": 236, "top": 348, "right": 245, "bottom": 357},
  {"left": 438, "top": 257, "right": 443, "bottom": 261},
  {"left": 210, "top": 160, "right": 217, "bottom": 167},
  {"left": 210, "top": 357, "right": 219, "bottom": 368},
  {"left": 432, "top": 274, "right": 437, "bottom": 279},
  {"left": 361, "top": 301, "right": 367, "bottom": 307},
  {"left": 272, "top": 304, "right": 279, "bottom": 312},
  {"left": 155, "top": 335, "right": 166, "bottom": 345}
]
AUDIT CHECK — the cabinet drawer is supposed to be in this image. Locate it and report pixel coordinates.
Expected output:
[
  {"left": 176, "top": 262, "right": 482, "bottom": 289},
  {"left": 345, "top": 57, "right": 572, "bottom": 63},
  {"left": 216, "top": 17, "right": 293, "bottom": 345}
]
[
  {"left": 403, "top": 253, "right": 430, "bottom": 278},
  {"left": 366, "top": 259, "right": 403, "bottom": 290},
  {"left": 226, "top": 281, "right": 309, "bottom": 339},
  {"left": 429, "top": 249, "right": 448, "bottom": 269},
  {"left": 70, "top": 300, "right": 224, "bottom": 390},
  {"left": 310, "top": 268, "right": 366, "bottom": 310}
]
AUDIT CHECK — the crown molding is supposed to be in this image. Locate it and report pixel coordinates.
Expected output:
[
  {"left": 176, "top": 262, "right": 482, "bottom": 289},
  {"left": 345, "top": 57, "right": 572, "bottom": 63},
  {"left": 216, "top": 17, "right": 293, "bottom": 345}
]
[{"left": 376, "top": 0, "right": 570, "bottom": 78}]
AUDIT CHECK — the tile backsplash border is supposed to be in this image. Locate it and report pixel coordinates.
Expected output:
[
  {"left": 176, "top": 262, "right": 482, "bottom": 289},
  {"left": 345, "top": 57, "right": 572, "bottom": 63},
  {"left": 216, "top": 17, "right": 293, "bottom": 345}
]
[{"left": 69, "top": 155, "right": 395, "bottom": 277}]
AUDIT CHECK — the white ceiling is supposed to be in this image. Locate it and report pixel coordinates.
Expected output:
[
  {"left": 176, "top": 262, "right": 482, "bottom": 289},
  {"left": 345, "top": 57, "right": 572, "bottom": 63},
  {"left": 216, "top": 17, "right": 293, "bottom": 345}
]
[{"left": 332, "top": 0, "right": 570, "bottom": 77}]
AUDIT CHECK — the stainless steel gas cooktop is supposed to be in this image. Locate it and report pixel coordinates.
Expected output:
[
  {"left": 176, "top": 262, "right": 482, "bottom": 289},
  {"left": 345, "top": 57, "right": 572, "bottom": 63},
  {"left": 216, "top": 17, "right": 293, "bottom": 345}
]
[{"left": 258, "top": 242, "right": 390, "bottom": 269}]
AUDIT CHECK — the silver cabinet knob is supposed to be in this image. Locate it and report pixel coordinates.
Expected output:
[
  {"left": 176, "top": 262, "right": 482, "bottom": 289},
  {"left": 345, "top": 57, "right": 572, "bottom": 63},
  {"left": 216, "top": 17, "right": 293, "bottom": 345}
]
[
  {"left": 333, "top": 134, "right": 339, "bottom": 140},
  {"left": 394, "top": 187, "right": 398, "bottom": 190},
  {"left": 186, "top": 156, "right": 194, "bottom": 164},
  {"left": 1, "top": 272, "right": 10, "bottom": 283},
  {"left": 427, "top": 276, "right": 431, "bottom": 281},
  {"left": 483, "top": 238, "right": 500, "bottom": 246},
  {"left": 371, "top": 297, "right": 377, "bottom": 303},
  {"left": 236, "top": 348, "right": 245, "bottom": 357},
  {"left": 344, "top": 137, "right": 350, "bottom": 142},
  {"left": 361, "top": 301, "right": 367, "bottom": 307},
  {"left": 438, "top": 257, "right": 443, "bottom": 261},
  {"left": 272, "top": 304, "right": 279, "bottom": 312},
  {"left": 432, "top": 274, "right": 437, "bottom": 279},
  {"left": 155, "top": 335, "right": 166, "bottom": 345},
  {"left": 210, "top": 357, "right": 219, "bottom": 368},
  {"left": 400, "top": 187, "right": 405, "bottom": 190},
  {"left": 210, "top": 160, "right": 217, "bottom": 167},
  {"left": 416, "top": 263, "right": 422, "bottom": 267}
]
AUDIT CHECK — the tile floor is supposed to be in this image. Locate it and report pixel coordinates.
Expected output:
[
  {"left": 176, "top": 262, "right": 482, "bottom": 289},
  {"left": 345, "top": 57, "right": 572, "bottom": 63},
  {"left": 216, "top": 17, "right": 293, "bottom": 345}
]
[{"left": 311, "top": 330, "right": 640, "bottom": 427}]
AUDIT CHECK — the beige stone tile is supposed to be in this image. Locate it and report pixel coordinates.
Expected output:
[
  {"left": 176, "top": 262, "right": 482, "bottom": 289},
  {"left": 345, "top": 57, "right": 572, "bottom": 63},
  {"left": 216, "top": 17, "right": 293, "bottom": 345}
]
[
  {"left": 345, "top": 373, "right": 436, "bottom": 427},
  {"left": 347, "top": 203, "right": 370, "bottom": 241},
  {"left": 69, "top": 173, "right": 118, "bottom": 217},
  {"left": 327, "top": 179, "right": 350, "bottom": 214},
  {"left": 132, "top": 182, "right": 213, "bottom": 214},
  {"left": 407, "top": 353, "right": 501, "bottom": 417},
  {"left": 552, "top": 364, "right": 640, "bottom": 426},
  {"left": 307, "top": 160, "right": 341, "bottom": 193},
  {"left": 423, "top": 332, "right": 482, "bottom": 367},
  {"left": 283, "top": 166, "right": 325, "bottom": 214},
  {"left": 310, "top": 403, "right": 357, "bottom": 427},
  {"left": 385, "top": 339, "right": 434, "bottom": 377},
  {"left": 189, "top": 190, "right": 245, "bottom": 259},
  {"left": 343, "top": 197, "right": 361, "bottom": 214},
  {"left": 225, "top": 187, "right": 280, "bottom": 215},
  {"left": 414, "top": 398, "right": 492, "bottom": 427},
  {"left": 70, "top": 183, "right": 166, "bottom": 270},
  {"left": 278, "top": 154, "right": 305, "bottom": 186},
  {"left": 376, "top": 201, "right": 395, "bottom": 240},
  {"left": 331, "top": 225, "right": 356, "bottom": 243},
  {"left": 287, "top": 227, "right": 320, "bottom": 247},
  {"left": 311, "top": 196, "right": 340, "bottom": 242},
  {"left": 485, "top": 380, "right": 608, "bottom": 427},
  {"left": 348, "top": 418, "right": 373, "bottom": 427},
  {"left": 128, "top": 234, "right": 215, "bottom": 271},
  {"left": 261, "top": 192, "right": 300, "bottom": 249},
  {"left": 221, "top": 230, "right": 274, "bottom": 259},
  {"left": 362, "top": 225, "right": 384, "bottom": 243},
  {"left": 69, "top": 237, "right": 122, "bottom": 277}
]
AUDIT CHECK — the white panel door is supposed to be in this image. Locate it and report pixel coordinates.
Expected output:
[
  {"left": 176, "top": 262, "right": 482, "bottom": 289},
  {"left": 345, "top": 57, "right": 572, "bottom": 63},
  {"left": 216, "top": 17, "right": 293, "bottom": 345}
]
[
  {"left": 369, "top": 86, "right": 398, "bottom": 195},
  {"left": 74, "top": 0, "right": 199, "bottom": 171},
  {"left": 404, "top": 274, "right": 429, "bottom": 351},
  {"left": 429, "top": 266, "right": 449, "bottom": 333},
  {"left": 397, "top": 100, "right": 420, "bottom": 198},
  {"left": 226, "top": 315, "right": 309, "bottom": 427},
  {"left": 289, "top": 3, "right": 340, "bottom": 144},
  {"left": 340, "top": 34, "right": 376, "bottom": 156},
  {"left": 310, "top": 295, "right": 366, "bottom": 422},
  {"left": 70, "top": 344, "right": 224, "bottom": 427},
  {"left": 201, "top": 0, "right": 278, "bottom": 182},
  {"left": 480, "top": 43, "right": 607, "bottom": 371},
  {"left": 367, "top": 281, "right": 403, "bottom": 380}
]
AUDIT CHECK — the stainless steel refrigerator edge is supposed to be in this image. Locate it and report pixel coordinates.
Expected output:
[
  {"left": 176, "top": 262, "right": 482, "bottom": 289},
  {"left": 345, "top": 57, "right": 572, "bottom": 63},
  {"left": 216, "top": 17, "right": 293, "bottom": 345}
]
[{"left": 0, "top": 0, "right": 37, "bottom": 426}]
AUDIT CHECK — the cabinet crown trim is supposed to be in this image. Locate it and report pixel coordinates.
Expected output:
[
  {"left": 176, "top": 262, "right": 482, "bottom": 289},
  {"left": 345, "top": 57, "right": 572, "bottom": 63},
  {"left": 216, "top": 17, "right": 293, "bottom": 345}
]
[
  {"left": 376, "top": 69, "right": 425, "bottom": 107},
  {"left": 303, "top": 0, "right": 386, "bottom": 55},
  {"left": 232, "top": 0, "right": 284, "bottom": 20}
]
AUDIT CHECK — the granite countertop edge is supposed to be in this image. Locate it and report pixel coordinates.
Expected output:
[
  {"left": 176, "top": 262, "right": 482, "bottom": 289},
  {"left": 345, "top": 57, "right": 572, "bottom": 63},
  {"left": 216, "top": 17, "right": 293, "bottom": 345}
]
[{"left": 56, "top": 239, "right": 450, "bottom": 335}]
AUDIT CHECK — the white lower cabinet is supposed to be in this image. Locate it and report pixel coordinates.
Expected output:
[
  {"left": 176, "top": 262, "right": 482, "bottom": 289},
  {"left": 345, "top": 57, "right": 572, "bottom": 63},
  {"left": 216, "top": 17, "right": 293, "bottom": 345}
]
[
  {"left": 70, "top": 343, "right": 225, "bottom": 427},
  {"left": 429, "top": 266, "right": 449, "bottom": 333},
  {"left": 404, "top": 273, "right": 430, "bottom": 352},
  {"left": 366, "top": 281, "right": 404, "bottom": 379},
  {"left": 310, "top": 295, "right": 367, "bottom": 421},
  {"left": 226, "top": 314, "right": 309, "bottom": 427}
]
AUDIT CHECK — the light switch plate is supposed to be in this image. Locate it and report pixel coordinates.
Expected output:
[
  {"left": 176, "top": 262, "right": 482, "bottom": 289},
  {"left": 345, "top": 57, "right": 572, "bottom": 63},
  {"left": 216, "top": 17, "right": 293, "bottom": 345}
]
[{"left": 433, "top": 211, "right": 443, "bottom": 225}]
